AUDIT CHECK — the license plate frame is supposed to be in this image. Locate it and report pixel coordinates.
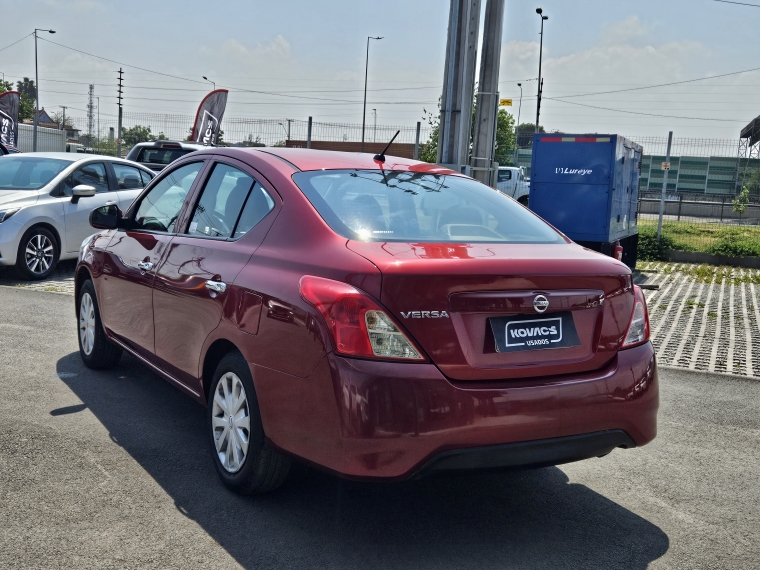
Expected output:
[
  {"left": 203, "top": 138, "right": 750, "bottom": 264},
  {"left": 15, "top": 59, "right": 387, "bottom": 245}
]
[{"left": 489, "top": 311, "right": 581, "bottom": 353}]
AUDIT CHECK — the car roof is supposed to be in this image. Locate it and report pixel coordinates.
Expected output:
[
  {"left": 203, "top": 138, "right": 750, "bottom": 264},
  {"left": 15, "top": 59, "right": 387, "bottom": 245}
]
[
  {"left": 131, "top": 140, "right": 207, "bottom": 150},
  {"left": 207, "top": 147, "right": 461, "bottom": 175}
]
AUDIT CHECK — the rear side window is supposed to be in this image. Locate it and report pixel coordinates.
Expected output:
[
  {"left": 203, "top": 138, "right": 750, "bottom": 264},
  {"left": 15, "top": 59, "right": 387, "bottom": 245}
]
[
  {"left": 112, "top": 163, "right": 145, "bottom": 190},
  {"left": 292, "top": 170, "right": 564, "bottom": 244},
  {"left": 185, "top": 163, "right": 274, "bottom": 239},
  {"left": 133, "top": 162, "right": 202, "bottom": 233},
  {"left": 136, "top": 147, "right": 194, "bottom": 165}
]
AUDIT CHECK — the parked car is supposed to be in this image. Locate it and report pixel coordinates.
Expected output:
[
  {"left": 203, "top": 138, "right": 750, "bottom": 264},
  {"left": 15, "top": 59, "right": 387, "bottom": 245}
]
[
  {"left": 496, "top": 166, "right": 530, "bottom": 205},
  {"left": 0, "top": 153, "right": 155, "bottom": 279},
  {"left": 76, "top": 147, "right": 658, "bottom": 495},
  {"left": 125, "top": 140, "right": 208, "bottom": 172}
]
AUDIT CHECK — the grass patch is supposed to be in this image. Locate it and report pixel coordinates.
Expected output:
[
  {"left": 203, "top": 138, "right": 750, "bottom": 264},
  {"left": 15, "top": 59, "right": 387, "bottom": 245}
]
[{"left": 638, "top": 219, "right": 760, "bottom": 257}]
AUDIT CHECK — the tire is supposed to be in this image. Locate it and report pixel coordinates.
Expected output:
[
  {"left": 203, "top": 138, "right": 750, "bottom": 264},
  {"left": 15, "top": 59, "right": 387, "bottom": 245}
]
[
  {"left": 78, "top": 280, "right": 122, "bottom": 370},
  {"left": 208, "top": 351, "right": 291, "bottom": 495},
  {"left": 16, "top": 226, "right": 59, "bottom": 280},
  {"left": 518, "top": 195, "right": 529, "bottom": 208}
]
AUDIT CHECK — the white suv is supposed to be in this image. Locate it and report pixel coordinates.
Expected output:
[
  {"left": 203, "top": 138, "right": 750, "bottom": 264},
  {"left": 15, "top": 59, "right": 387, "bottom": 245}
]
[{"left": 0, "top": 153, "right": 154, "bottom": 279}]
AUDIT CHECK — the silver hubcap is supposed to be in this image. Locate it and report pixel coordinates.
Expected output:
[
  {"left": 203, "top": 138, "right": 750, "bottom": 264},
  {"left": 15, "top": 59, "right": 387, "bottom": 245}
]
[
  {"left": 212, "top": 372, "right": 251, "bottom": 473},
  {"left": 79, "top": 292, "right": 96, "bottom": 355},
  {"left": 25, "top": 234, "right": 54, "bottom": 274}
]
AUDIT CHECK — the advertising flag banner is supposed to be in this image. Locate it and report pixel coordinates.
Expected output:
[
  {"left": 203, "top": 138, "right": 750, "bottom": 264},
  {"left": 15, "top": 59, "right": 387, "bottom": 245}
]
[
  {"left": 0, "top": 91, "right": 20, "bottom": 148},
  {"left": 191, "top": 89, "right": 229, "bottom": 145}
]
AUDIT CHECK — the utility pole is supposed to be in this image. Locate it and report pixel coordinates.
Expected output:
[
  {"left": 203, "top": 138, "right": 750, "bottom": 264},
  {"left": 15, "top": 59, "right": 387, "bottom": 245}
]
[
  {"left": 96, "top": 96, "right": 100, "bottom": 152},
  {"left": 32, "top": 28, "right": 56, "bottom": 151},
  {"left": 87, "top": 84, "right": 94, "bottom": 149},
  {"left": 372, "top": 109, "right": 377, "bottom": 142},
  {"left": 117, "top": 68, "right": 123, "bottom": 158},
  {"left": 307, "top": 116, "right": 312, "bottom": 149},
  {"left": 513, "top": 83, "right": 523, "bottom": 166},
  {"left": 535, "top": 8, "right": 548, "bottom": 133},
  {"left": 286, "top": 118, "right": 292, "bottom": 141},
  {"left": 657, "top": 131, "right": 674, "bottom": 241},
  {"left": 437, "top": 0, "right": 481, "bottom": 170},
  {"left": 471, "top": 0, "right": 505, "bottom": 186},
  {"left": 59, "top": 105, "right": 67, "bottom": 141},
  {"left": 414, "top": 121, "right": 421, "bottom": 160}
]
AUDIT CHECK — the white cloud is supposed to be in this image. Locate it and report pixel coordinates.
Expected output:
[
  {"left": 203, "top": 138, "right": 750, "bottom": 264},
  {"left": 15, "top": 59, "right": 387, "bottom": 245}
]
[
  {"left": 44, "top": 0, "right": 105, "bottom": 12},
  {"left": 598, "top": 16, "right": 648, "bottom": 46}
]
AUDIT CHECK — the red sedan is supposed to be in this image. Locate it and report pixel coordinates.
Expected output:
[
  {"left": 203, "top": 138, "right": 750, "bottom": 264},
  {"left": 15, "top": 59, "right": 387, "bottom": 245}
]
[{"left": 75, "top": 147, "right": 657, "bottom": 494}]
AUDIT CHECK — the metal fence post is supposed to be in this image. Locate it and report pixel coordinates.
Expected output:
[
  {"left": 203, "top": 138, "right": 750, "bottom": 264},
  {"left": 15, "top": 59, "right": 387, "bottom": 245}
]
[
  {"left": 307, "top": 116, "right": 312, "bottom": 149},
  {"left": 677, "top": 194, "right": 683, "bottom": 221},
  {"left": 414, "top": 121, "right": 421, "bottom": 160},
  {"left": 657, "top": 131, "right": 673, "bottom": 241}
]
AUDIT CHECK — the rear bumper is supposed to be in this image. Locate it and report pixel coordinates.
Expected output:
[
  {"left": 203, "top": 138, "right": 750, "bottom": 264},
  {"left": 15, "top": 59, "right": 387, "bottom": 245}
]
[{"left": 254, "top": 342, "right": 658, "bottom": 480}]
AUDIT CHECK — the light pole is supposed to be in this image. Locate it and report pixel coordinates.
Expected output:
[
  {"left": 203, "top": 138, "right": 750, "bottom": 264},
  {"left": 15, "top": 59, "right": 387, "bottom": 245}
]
[
  {"left": 33, "top": 28, "right": 56, "bottom": 152},
  {"left": 202, "top": 76, "right": 215, "bottom": 90},
  {"left": 535, "top": 9, "right": 547, "bottom": 134},
  {"left": 514, "top": 82, "right": 523, "bottom": 166},
  {"left": 361, "top": 36, "right": 383, "bottom": 152}
]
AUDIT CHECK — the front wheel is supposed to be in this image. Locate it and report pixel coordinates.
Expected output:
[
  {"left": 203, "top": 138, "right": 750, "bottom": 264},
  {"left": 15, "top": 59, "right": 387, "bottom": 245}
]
[
  {"left": 16, "top": 226, "right": 59, "bottom": 280},
  {"left": 517, "top": 195, "right": 529, "bottom": 208},
  {"left": 208, "top": 352, "right": 290, "bottom": 495},
  {"left": 78, "top": 279, "right": 122, "bottom": 369}
]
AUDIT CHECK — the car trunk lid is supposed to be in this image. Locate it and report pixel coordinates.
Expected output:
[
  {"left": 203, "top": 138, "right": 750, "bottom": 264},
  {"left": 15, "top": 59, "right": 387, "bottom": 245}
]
[{"left": 347, "top": 241, "right": 633, "bottom": 381}]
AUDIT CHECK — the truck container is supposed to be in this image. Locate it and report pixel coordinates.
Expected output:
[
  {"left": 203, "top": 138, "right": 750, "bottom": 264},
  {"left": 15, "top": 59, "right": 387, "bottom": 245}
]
[{"left": 529, "top": 133, "right": 642, "bottom": 269}]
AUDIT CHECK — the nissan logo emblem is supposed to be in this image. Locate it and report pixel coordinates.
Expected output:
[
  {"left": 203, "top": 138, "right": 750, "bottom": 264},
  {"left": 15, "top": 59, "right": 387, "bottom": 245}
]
[{"left": 533, "top": 295, "right": 549, "bottom": 313}]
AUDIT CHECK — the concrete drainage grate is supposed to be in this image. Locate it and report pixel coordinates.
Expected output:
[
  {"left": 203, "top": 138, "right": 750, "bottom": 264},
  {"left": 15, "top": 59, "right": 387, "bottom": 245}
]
[{"left": 636, "top": 262, "right": 760, "bottom": 379}]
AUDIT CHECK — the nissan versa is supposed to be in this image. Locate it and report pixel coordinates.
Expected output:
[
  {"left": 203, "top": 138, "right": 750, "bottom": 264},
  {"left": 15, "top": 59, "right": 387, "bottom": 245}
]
[{"left": 75, "top": 147, "right": 658, "bottom": 494}]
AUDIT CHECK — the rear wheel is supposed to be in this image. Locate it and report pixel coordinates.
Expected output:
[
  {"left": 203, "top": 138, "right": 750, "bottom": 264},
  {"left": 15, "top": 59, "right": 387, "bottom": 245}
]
[
  {"left": 208, "top": 351, "right": 290, "bottom": 494},
  {"left": 78, "top": 279, "right": 122, "bottom": 369},
  {"left": 16, "top": 226, "right": 58, "bottom": 280}
]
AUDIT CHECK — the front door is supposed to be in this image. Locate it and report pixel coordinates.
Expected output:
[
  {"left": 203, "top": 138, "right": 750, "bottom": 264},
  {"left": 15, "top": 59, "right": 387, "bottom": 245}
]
[
  {"left": 152, "top": 159, "right": 279, "bottom": 392},
  {"left": 61, "top": 162, "right": 116, "bottom": 252},
  {"left": 98, "top": 161, "right": 205, "bottom": 358}
]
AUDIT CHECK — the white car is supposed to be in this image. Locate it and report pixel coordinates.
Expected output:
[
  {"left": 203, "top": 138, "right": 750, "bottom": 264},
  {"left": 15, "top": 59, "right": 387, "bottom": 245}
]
[
  {"left": 496, "top": 166, "right": 530, "bottom": 205},
  {"left": 0, "top": 153, "right": 155, "bottom": 280}
]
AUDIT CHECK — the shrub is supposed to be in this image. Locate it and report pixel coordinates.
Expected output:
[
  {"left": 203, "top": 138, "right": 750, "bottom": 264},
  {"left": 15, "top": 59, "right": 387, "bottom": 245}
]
[
  {"left": 708, "top": 227, "right": 760, "bottom": 257},
  {"left": 638, "top": 229, "right": 678, "bottom": 261}
]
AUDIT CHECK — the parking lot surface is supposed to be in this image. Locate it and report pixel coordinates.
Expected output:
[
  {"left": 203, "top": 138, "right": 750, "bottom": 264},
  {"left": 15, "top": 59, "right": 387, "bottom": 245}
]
[{"left": 1, "top": 286, "right": 759, "bottom": 569}]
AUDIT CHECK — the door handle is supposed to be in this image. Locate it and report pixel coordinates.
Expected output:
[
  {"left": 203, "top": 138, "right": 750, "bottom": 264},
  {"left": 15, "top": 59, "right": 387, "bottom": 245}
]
[
  {"left": 137, "top": 261, "right": 153, "bottom": 271},
  {"left": 205, "top": 280, "right": 227, "bottom": 294}
]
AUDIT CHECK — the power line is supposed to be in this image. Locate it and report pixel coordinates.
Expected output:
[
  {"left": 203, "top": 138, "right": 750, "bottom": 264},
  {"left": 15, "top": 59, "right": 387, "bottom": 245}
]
[
  {"left": 714, "top": 0, "right": 760, "bottom": 6},
  {"left": 0, "top": 33, "right": 31, "bottom": 54},
  {"left": 543, "top": 97, "right": 744, "bottom": 122}
]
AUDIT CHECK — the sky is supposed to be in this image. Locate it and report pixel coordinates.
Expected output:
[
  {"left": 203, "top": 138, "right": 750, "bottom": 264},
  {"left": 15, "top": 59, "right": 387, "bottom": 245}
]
[{"left": 2, "top": 0, "right": 760, "bottom": 140}]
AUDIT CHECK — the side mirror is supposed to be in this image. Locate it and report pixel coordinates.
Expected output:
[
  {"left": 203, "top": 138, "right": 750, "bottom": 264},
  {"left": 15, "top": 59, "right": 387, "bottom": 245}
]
[
  {"left": 90, "top": 203, "right": 123, "bottom": 230},
  {"left": 72, "top": 184, "right": 96, "bottom": 204}
]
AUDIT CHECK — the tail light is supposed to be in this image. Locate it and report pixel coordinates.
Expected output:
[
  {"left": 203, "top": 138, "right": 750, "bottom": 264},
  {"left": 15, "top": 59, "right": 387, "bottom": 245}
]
[
  {"left": 622, "top": 285, "right": 650, "bottom": 348},
  {"left": 299, "top": 276, "right": 424, "bottom": 361}
]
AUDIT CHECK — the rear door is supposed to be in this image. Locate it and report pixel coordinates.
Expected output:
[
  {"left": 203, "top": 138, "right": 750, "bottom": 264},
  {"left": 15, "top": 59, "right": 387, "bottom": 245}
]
[
  {"left": 152, "top": 158, "right": 279, "bottom": 391},
  {"left": 61, "top": 161, "right": 116, "bottom": 252}
]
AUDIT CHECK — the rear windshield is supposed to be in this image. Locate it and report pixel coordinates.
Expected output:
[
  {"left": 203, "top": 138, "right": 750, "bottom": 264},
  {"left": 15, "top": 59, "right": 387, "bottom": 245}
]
[
  {"left": 0, "top": 157, "right": 72, "bottom": 190},
  {"left": 292, "top": 170, "right": 564, "bottom": 244},
  {"left": 136, "top": 147, "right": 194, "bottom": 165}
]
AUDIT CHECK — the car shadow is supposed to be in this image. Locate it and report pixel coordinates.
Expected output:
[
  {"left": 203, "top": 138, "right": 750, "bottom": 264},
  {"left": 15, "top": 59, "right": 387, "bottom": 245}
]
[{"left": 56, "top": 351, "right": 669, "bottom": 569}]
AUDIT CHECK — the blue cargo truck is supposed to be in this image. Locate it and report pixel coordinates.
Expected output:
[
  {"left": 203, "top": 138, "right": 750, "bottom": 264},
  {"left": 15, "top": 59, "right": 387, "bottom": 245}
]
[{"left": 529, "top": 133, "right": 642, "bottom": 269}]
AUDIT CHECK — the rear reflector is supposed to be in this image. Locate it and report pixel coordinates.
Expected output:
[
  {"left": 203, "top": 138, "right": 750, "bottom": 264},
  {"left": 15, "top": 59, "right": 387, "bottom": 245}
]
[{"left": 299, "top": 276, "right": 424, "bottom": 361}]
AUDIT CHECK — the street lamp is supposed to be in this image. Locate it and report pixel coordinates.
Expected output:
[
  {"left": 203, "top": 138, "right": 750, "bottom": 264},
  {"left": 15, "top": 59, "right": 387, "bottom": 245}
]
[
  {"left": 535, "top": 8, "right": 547, "bottom": 134},
  {"left": 202, "top": 76, "right": 215, "bottom": 90},
  {"left": 361, "top": 36, "right": 383, "bottom": 152},
  {"left": 514, "top": 83, "right": 523, "bottom": 166},
  {"left": 33, "top": 28, "right": 56, "bottom": 152}
]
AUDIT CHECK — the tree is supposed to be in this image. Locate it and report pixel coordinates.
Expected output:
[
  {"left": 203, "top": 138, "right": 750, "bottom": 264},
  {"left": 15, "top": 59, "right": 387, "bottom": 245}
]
[
  {"left": 516, "top": 123, "right": 545, "bottom": 148},
  {"left": 0, "top": 79, "right": 13, "bottom": 94},
  {"left": 121, "top": 125, "right": 153, "bottom": 146},
  {"left": 15, "top": 78, "right": 36, "bottom": 122},
  {"left": 418, "top": 93, "right": 517, "bottom": 166},
  {"left": 733, "top": 185, "right": 750, "bottom": 218}
]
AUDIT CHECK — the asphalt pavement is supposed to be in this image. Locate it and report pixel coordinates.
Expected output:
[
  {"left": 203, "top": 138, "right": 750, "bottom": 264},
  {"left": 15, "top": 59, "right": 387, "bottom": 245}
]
[{"left": 0, "top": 286, "right": 758, "bottom": 569}]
